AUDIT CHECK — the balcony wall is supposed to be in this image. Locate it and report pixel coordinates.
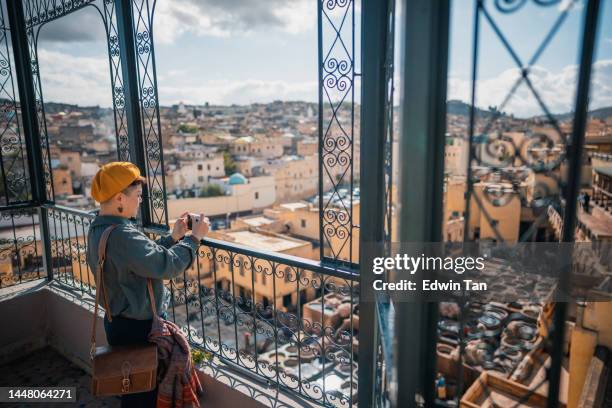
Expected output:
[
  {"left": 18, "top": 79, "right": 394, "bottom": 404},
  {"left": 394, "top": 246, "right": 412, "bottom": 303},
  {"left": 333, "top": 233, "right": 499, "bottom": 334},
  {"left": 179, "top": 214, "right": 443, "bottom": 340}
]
[{"left": 0, "top": 281, "right": 302, "bottom": 408}]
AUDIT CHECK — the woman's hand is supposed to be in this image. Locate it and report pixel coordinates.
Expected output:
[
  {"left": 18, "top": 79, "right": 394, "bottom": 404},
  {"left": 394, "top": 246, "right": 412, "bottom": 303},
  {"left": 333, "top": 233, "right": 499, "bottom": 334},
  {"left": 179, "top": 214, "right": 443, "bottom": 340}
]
[
  {"left": 191, "top": 213, "right": 210, "bottom": 241},
  {"left": 171, "top": 212, "right": 189, "bottom": 242}
]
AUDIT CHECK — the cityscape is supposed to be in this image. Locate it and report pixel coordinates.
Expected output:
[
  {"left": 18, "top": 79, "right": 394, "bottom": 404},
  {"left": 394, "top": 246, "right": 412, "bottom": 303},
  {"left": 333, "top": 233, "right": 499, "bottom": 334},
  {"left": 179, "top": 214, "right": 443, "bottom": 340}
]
[
  {"left": 1, "top": 96, "right": 611, "bottom": 405},
  {"left": 0, "top": 0, "right": 611, "bottom": 406}
]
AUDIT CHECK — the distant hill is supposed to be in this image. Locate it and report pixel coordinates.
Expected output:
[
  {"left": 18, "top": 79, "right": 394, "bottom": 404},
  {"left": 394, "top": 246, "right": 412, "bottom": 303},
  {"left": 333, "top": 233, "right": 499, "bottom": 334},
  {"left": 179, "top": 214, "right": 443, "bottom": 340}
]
[
  {"left": 447, "top": 99, "right": 612, "bottom": 122},
  {"left": 546, "top": 106, "right": 612, "bottom": 121},
  {"left": 446, "top": 99, "right": 506, "bottom": 118}
]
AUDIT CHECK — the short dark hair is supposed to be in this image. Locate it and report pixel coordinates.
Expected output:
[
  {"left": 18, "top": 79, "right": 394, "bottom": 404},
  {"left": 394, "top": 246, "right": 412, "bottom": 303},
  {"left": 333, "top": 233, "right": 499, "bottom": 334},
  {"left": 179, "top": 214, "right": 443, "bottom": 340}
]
[{"left": 121, "top": 179, "right": 145, "bottom": 195}]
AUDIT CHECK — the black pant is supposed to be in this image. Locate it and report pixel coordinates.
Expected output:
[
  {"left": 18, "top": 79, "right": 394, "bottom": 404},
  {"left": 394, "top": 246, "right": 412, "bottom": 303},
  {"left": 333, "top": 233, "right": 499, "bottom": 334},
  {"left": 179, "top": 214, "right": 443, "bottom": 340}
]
[{"left": 103, "top": 314, "right": 157, "bottom": 408}]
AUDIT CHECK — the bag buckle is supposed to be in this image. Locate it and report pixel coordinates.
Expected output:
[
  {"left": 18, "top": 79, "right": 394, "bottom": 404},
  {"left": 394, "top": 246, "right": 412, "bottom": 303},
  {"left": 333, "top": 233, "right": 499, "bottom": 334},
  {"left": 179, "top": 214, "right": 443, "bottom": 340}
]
[
  {"left": 121, "top": 361, "right": 131, "bottom": 393},
  {"left": 121, "top": 378, "right": 131, "bottom": 393}
]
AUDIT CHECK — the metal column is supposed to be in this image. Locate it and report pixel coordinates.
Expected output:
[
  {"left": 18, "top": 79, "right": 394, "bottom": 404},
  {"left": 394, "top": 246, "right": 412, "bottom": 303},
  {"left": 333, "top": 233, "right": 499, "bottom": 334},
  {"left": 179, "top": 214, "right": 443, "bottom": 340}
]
[
  {"left": 394, "top": 0, "right": 450, "bottom": 406},
  {"left": 7, "top": 1, "right": 54, "bottom": 280},
  {"left": 548, "top": 1, "right": 601, "bottom": 407},
  {"left": 359, "top": 0, "right": 393, "bottom": 406},
  {"left": 115, "top": 0, "right": 152, "bottom": 227}
]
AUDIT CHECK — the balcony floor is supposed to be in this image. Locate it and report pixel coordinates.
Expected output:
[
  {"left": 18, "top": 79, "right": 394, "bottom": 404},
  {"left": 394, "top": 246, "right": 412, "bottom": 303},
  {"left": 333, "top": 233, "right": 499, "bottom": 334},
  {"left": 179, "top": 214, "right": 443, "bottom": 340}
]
[{"left": 0, "top": 347, "right": 120, "bottom": 407}]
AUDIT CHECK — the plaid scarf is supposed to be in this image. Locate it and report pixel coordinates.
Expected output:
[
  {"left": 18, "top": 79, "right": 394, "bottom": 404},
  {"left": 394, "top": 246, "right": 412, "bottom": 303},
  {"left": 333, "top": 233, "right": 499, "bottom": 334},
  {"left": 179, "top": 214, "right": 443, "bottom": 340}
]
[{"left": 148, "top": 316, "right": 203, "bottom": 408}]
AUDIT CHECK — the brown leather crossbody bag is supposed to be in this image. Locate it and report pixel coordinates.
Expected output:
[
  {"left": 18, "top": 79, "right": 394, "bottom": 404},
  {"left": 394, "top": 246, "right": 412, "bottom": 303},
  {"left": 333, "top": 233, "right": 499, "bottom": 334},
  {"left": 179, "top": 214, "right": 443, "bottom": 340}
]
[{"left": 90, "top": 225, "right": 158, "bottom": 397}]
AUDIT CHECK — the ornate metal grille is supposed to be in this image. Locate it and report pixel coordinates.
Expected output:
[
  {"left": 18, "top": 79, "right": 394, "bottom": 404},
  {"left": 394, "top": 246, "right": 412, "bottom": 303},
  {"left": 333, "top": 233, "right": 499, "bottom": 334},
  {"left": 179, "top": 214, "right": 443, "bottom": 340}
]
[
  {"left": 131, "top": 0, "right": 167, "bottom": 227},
  {"left": 164, "top": 240, "right": 358, "bottom": 407},
  {"left": 0, "top": 207, "right": 43, "bottom": 288},
  {"left": 21, "top": 0, "right": 134, "bottom": 200},
  {"left": 319, "top": 0, "right": 357, "bottom": 265},
  {"left": 463, "top": 0, "right": 580, "bottom": 244},
  {"left": 449, "top": 0, "right": 604, "bottom": 405},
  {"left": 0, "top": 5, "right": 32, "bottom": 206},
  {"left": 382, "top": 0, "right": 395, "bottom": 256},
  {"left": 103, "top": 0, "right": 131, "bottom": 162}
]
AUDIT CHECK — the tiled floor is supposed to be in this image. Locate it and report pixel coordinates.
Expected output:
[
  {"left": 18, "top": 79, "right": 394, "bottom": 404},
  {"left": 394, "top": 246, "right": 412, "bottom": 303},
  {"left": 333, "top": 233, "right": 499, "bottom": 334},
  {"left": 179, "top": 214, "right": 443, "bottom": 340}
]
[{"left": 0, "top": 347, "right": 120, "bottom": 407}]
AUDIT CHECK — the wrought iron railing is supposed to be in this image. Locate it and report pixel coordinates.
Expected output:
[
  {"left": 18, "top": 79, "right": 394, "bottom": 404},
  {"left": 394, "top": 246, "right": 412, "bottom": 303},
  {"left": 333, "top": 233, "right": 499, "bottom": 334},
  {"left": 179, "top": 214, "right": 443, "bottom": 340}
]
[
  {"left": 3, "top": 203, "right": 360, "bottom": 407},
  {"left": 433, "top": 0, "right": 604, "bottom": 406},
  {"left": 46, "top": 204, "right": 96, "bottom": 295},
  {"left": 153, "top": 229, "right": 360, "bottom": 407},
  {"left": 0, "top": 206, "right": 43, "bottom": 288}
]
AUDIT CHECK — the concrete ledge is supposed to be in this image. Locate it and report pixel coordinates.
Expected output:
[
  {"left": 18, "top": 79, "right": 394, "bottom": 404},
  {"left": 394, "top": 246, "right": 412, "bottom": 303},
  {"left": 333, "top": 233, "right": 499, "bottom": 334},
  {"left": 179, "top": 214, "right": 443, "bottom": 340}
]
[
  {"left": 0, "top": 281, "right": 50, "bottom": 366},
  {"left": 197, "top": 369, "right": 267, "bottom": 408},
  {"left": 0, "top": 282, "right": 306, "bottom": 407}
]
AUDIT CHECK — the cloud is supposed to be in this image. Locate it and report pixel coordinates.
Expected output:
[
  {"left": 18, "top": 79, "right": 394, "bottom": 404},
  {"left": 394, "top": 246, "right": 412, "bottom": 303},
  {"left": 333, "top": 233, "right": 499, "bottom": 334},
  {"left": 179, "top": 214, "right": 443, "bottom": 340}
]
[
  {"left": 32, "top": 48, "right": 612, "bottom": 117},
  {"left": 33, "top": 0, "right": 316, "bottom": 46},
  {"left": 36, "top": 49, "right": 112, "bottom": 106},
  {"left": 34, "top": 48, "right": 318, "bottom": 106},
  {"left": 158, "top": 79, "right": 318, "bottom": 106},
  {"left": 152, "top": 0, "right": 315, "bottom": 44},
  {"left": 37, "top": 5, "right": 106, "bottom": 43},
  {"left": 558, "top": 0, "right": 582, "bottom": 12},
  {"left": 448, "top": 60, "right": 612, "bottom": 117}
]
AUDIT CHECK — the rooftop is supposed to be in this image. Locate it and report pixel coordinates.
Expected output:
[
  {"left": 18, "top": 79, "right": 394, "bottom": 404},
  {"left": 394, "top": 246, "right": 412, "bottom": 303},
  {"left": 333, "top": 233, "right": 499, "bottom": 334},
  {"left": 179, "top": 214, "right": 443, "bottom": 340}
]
[
  {"left": 237, "top": 216, "right": 276, "bottom": 228},
  {"left": 578, "top": 206, "right": 612, "bottom": 239},
  {"left": 594, "top": 166, "right": 612, "bottom": 178},
  {"left": 223, "top": 230, "right": 308, "bottom": 252},
  {"left": 279, "top": 202, "right": 309, "bottom": 211}
]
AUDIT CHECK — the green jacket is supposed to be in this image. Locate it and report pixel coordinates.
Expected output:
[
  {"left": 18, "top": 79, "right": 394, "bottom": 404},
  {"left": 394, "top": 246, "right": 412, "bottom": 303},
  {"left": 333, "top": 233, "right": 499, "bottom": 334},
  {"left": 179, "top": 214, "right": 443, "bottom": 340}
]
[{"left": 86, "top": 215, "right": 200, "bottom": 320}]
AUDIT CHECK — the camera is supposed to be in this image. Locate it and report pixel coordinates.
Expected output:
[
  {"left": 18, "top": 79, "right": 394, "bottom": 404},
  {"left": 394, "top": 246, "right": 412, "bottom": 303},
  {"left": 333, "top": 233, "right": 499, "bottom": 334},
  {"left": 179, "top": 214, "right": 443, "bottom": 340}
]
[{"left": 186, "top": 213, "right": 201, "bottom": 230}]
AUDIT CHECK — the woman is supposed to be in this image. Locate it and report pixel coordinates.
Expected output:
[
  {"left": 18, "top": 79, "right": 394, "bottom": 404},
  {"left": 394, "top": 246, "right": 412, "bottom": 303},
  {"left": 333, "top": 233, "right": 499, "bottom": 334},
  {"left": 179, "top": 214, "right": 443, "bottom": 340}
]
[{"left": 86, "top": 161, "right": 209, "bottom": 407}]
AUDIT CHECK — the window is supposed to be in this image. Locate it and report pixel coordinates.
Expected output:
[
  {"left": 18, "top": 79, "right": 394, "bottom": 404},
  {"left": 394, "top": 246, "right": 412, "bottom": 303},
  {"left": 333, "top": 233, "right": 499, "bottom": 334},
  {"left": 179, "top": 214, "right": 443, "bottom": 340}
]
[
  {"left": 197, "top": 164, "right": 203, "bottom": 170},
  {"left": 198, "top": 176, "right": 204, "bottom": 182},
  {"left": 255, "top": 192, "right": 259, "bottom": 199},
  {"left": 207, "top": 164, "right": 211, "bottom": 170},
  {"left": 301, "top": 219, "right": 306, "bottom": 228}
]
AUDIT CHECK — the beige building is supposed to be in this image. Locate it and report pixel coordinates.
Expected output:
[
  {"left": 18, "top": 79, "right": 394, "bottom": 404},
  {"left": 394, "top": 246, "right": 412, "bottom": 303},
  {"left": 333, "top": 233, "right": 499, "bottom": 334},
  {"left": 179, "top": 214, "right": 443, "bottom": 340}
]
[
  {"left": 165, "top": 156, "right": 225, "bottom": 191},
  {"left": 59, "top": 149, "right": 82, "bottom": 179},
  {"left": 470, "top": 182, "right": 521, "bottom": 242},
  {"left": 445, "top": 136, "right": 469, "bottom": 176},
  {"left": 86, "top": 136, "right": 114, "bottom": 153},
  {"left": 167, "top": 176, "right": 276, "bottom": 219},
  {"left": 444, "top": 178, "right": 521, "bottom": 243},
  {"left": 233, "top": 201, "right": 360, "bottom": 264},
  {"left": 297, "top": 138, "right": 318, "bottom": 156},
  {"left": 179, "top": 228, "right": 318, "bottom": 312},
  {"left": 230, "top": 136, "right": 284, "bottom": 159},
  {"left": 234, "top": 157, "right": 267, "bottom": 177},
  {"left": 267, "top": 155, "right": 322, "bottom": 203},
  {"left": 52, "top": 165, "right": 73, "bottom": 197}
]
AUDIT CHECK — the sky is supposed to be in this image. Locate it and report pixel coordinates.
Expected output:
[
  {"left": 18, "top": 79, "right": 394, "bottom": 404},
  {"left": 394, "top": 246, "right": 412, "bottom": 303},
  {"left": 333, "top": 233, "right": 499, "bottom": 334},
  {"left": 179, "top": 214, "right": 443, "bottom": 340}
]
[{"left": 32, "top": 0, "right": 612, "bottom": 118}]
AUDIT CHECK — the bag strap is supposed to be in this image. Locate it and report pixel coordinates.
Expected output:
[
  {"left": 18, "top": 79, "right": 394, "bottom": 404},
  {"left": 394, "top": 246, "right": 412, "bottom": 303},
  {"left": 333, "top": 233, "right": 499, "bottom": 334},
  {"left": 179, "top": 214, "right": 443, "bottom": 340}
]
[{"left": 90, "top": 224, "right": 158, "bottom": 360}]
